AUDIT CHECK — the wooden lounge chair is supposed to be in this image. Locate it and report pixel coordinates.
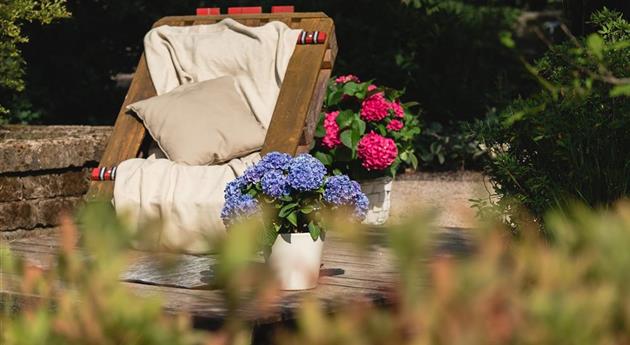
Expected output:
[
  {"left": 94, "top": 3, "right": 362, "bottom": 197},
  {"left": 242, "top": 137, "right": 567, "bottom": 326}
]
[{"left": 87, "top": 12, "right": 337, "bottom": 200}]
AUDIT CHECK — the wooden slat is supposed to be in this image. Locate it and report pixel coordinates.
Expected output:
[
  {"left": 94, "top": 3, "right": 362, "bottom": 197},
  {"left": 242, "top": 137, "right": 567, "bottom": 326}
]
[
  {"left": 85, "top": 54, "right": 156, "bottom": 200},
  {"left": 262, "top": 17, "right": 333, "bottom": 155}
]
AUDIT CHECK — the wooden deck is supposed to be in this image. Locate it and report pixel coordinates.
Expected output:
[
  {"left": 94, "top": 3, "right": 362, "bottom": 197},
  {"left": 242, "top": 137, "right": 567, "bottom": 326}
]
[
  {"left": 1, "top": 229, "right": 399, "bottom": 327},
  {"left": 1, "top": 227, "right": 471, "bottom": 332}
]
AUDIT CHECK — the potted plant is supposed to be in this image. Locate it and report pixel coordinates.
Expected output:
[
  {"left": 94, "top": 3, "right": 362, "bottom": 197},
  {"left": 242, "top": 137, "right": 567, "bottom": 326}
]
[
  {"left": 221, "top": 152, "right": 368, "bottom": 290},
  {"left": 311, "top": 75, "right": 421, "bottom": 225}
]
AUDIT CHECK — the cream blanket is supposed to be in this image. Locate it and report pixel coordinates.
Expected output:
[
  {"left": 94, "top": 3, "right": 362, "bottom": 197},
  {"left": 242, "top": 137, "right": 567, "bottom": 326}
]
[
  {"left": 115, "top": 154, "right": 260, "bottom": 253},
  {"left": 114, "top": 20, "right": 300, "bottom": 253},
  {"left": 144, "top": 18, "right": 301, "bottom": 127}
]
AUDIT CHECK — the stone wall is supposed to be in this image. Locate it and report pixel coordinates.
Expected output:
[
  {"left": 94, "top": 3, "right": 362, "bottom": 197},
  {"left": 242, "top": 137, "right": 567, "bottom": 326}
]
[{"left": 0, "top": 125, "right": 111, "bottom": 239}]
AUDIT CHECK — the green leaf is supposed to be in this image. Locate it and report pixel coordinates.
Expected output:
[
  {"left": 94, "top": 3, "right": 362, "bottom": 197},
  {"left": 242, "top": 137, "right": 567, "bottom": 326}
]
[
  {"left": 308, "top": 221, "right": 321, "bottom": 241},
  {"left": 286, "top": 211, "right": 298, "bottom": 227},
  {"left": 301, "top": 204, "right": 315, "bottom": 214},
  {"left": 610, "top": 83, "right": 630, "bottom": 97},
  {"left": 340, "top": 129, "right": 354, "bottom": 149},
  {"left": 409, "top": 153, "right": 419, "bottom": 169},
  {"left": 336, "top": 110, "right": 354, "bottom": 128},
  {"left": 326, "top": 89, "right": 344, "bottom": 106},
  {"left": 314, "top": 151, "right": 333, "bottom": 165},
  {"left": 499, "top": 31, "right": 515, "bottom": 48},
  {"left": 400, "top": 151, "right": 409, "bottom": 162},
  {"left": 352, "top": 118, "right": 366, "bottom": 135},
  {"left": 315, "top": 114, "right": 327, "bottom": 138},
  {"left": 586, "top": 34, "right": 604, "bottom": 59},
  {"left": 342, "top": 81, "right": 360, "bottom": 96},
  {"left": 279, "top": 203, "right": 298, "bottom": 217}
]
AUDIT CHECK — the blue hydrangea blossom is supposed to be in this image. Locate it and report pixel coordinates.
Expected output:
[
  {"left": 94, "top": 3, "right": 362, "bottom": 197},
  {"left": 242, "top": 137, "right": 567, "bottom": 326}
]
[
  {"left": 261, "top": 170, "right": 290, "bottom": 198},
  {"left": 221, "top": 152, "right": 369, "bottom": 228},
  {"left": 287, "top": 154, "right": 326, "bottom": 192}
]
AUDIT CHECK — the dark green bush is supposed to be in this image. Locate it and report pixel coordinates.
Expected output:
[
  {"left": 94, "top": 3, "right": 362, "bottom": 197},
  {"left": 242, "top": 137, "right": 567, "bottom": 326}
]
[
  {"left": 0, "top": 0, "right": 69, "bottom": 123},
  {"left": 474, "top": 8, "right": 630, "bottom": 227}
]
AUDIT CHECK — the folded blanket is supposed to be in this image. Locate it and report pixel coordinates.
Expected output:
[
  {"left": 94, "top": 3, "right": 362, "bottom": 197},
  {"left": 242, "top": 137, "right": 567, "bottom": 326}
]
[
  {"left": 114, "top": 153, "right": 260, "bottom": 253},
  {"left": 144, "top": 18, "right": 301, "bottom": 127}
]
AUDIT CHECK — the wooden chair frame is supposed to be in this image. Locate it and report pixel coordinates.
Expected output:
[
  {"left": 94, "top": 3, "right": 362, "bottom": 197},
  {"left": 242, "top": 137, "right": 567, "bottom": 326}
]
[{"left": 87, "top": 12, "right": 337, "bottom": 200}]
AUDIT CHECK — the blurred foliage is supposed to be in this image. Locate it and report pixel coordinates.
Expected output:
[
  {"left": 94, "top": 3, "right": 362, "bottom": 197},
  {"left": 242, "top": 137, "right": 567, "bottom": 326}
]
[
  {"left": 3, "top": 198, "right": 630, "bottom": 343},
  {"left": 473, "top": 8, "right": 630, "bottom": 231},
  {"left": 0, "top": 203, "right": 208, "bottom": 345},
  {"left": 0, "top": 0, "right": 69, "bottom": 123},
  {"left": 4, "top": 0, "right": 537, "bottom": 125}
]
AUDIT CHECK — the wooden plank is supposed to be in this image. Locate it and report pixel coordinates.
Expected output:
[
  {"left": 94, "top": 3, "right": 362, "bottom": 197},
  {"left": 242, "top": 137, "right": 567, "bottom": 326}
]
[
  {"left": 262, "top": 17, "right": 333, "bottom": 155},
  {"left": 297, "top": 67, "right": 331, "bottom": 154},
  {"left": 85, "top": 54, "right": 155, "bottom": 201}
]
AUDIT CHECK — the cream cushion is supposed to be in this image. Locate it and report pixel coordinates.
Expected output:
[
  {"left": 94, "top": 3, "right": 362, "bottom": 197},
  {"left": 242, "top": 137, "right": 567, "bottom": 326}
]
[{"left": 127, "top": 76, "right": 266, "bottom": 166}]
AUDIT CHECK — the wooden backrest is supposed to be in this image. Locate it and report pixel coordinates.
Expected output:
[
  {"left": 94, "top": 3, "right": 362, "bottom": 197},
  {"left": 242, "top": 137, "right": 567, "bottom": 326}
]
[{"left": 87, "top": 12, "right": 337, "bottom": 200}]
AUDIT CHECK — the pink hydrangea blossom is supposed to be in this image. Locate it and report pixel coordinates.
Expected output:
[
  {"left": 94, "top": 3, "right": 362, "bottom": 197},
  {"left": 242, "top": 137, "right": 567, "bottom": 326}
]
[
  {"left": 322, "top": 111, "right": 341, "bottom": 149},
  {"left": 335, "top": 75, "right": 361, "bottom": 84},
  {"left": 360, "top": 92, "right": 390, "bottom": 122},
  {"left": 387, "top": 119, "right": 404, "bottom": 131},
  {"left": 367, "top": 84, "right": 378, "bottom": 92},
  {"left": 357, "top": 131, "right": 398, "bottom": 170},
  {"left": 390, "top": 100, "right": 404, "bottom": 118}
]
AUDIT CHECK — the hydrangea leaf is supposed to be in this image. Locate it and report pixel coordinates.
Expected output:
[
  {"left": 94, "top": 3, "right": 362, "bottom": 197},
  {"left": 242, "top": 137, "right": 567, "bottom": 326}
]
[
  {"left": 286, "top": 211, "right": 298, "bottom": 227},
  {"left": 308, "top": 221, "right": 320, "bottom": 241},
  {"left": 335, "top": 110, "right": 354, "bottom": 128},
  {"left": 314, "top": 151, "right": 332, "bottom": 165},
  {"left": 340, "top": 129, "right": 354, "bottom": 149},
  {"left": 279, "top": 203, "right": 298, "bottom": 217}
]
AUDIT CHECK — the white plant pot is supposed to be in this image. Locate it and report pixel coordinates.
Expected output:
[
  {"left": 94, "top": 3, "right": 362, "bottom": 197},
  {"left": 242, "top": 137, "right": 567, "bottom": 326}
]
[
  {"left": 268, "top": 233, "right": 324, "bottom": 290},
  {"left": 360, "top": 176, "right": 393, "bottom": 225}
]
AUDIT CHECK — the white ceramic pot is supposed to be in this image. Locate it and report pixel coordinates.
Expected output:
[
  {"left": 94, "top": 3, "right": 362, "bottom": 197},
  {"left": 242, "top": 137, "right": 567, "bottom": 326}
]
[
  {"left": 267, "top": 233, "right": 324, "bottom": 290},
  {"left": 360, "top": 176, "right": 393, "bottom": 225}
]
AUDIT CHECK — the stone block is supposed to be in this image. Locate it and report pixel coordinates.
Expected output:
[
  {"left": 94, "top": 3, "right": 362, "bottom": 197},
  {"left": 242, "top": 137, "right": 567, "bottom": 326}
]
[
  {"left": 21, "top": 170, "right": 89, "bottom": 199},
  {"left": 0, "top": 125, "right": 111, "bottom": 173},
  {"left": 0, "top": 176, "right": 22, "bottom": 202},
  {"left": 0, "top": 197, "right": 82, "bottom": 231}
]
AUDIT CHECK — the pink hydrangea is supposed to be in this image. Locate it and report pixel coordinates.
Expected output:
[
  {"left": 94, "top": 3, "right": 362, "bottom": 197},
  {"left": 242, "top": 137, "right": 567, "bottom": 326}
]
[
  {"left": 387, "top": 119, "right": 404, "bottom": 131},
  {"left": 390, "top": 100, "right": 404, "bottom": 118},
  {"left": 322, "top": 111, "right": 341, "bottom": 149},
  {"left": 360, "top": 92, "right": 390, "bottom": 122},
  {"left": 357, "top": 131, "right": 398, "bottom": 170},
  {"left": 367, "top": 84, "right": 378, "bottom": 92},
  {"left": 335, "top": 75, "right": 361, "bottom": 84}
]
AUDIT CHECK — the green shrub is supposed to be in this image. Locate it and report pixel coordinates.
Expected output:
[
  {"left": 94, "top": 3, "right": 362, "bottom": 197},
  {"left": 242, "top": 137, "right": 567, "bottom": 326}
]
[
  {"left": 474, "top": 8, "right": 630, "bottom": 228},
  {"left": 0, "top": 0, "right": 69, "bottom": 123}
]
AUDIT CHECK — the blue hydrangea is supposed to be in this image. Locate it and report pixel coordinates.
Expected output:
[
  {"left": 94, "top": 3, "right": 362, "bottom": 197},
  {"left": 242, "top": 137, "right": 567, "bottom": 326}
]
[
  {"left": 353, "top": 192, "right": 369, "bottom": 220},
  {"left": 324, "top": 175, "right": 369, "bottom": 220},
  {"left": 261, "top": 170, "right": 290, "bottom": 198},
  {"left": 242, "top": 152, "right": 292, "bottom": 184},
  {"left": 287, "top": 154, "right": 326, "bottom": 192},
  {"left": 259, "top": 152, "right": 292, "bottom": 170},
  {"left": 220, "top": 193, "right": 260, "bottom": 226},
  {"left": 224, "top": 176, "right": 246, "bottom": 199},
  {"left": 242, "top": 165, "right": 264, "bottom": 184},
  {"left": 323, "top": 175, "right": 361, "bottom": 205}
]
